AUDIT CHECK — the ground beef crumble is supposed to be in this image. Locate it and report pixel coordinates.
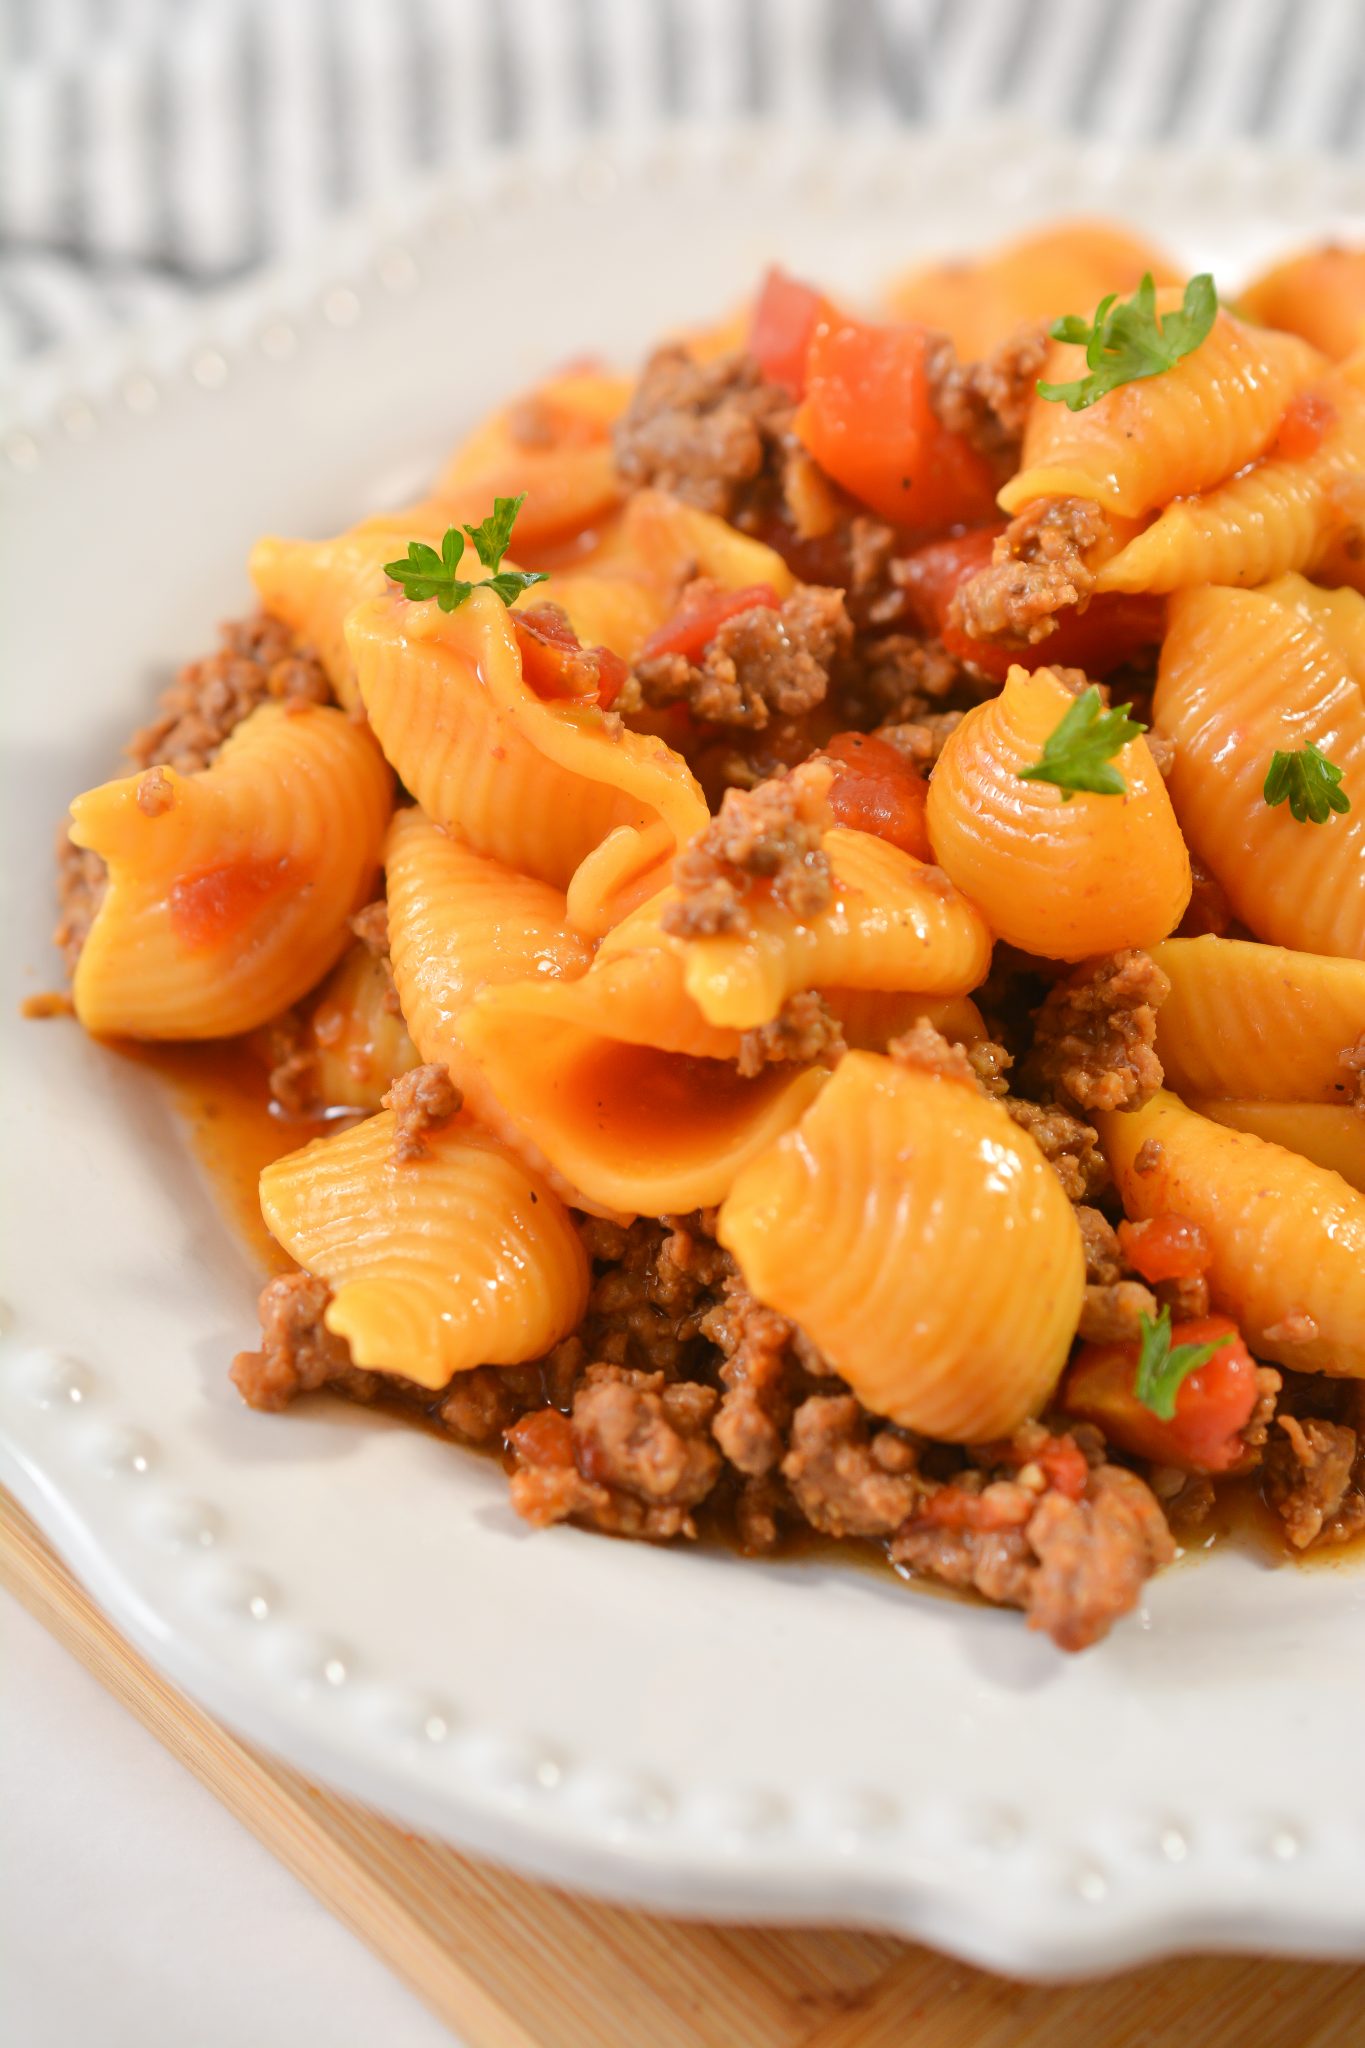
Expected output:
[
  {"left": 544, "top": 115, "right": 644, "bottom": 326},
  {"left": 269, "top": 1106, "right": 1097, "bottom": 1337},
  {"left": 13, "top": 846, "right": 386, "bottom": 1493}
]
[
  {"left": 382, "top": 1062, "right": 462, "bottom": 1162},
  {"left": 231, "top": 1272, "right": 378, "bottom": 1412},
  {"left": 128, "top": 611, "right": 332, "bottom": 775},
  {"left": 735, "top": 991, "right": 846, "bottom": 1078},
  {"left": 663, "top": 759, "right": 834, "bottom": 938},
  {"left": 927, "top": 324, "right": 1050, "bottom": 467},
  {"left": 53, "top": 834, "right": 108, "bottom": 973},
  {"left": 950, "top": 496, "right": 1108, "bottom": 646},
  {"left": 1265, "top": 1414, "right": 1365, "bottom": 1549},
  {"left": 612, "top": 347, "right": 792, "bottom": 518},
  {"left": 782, "top": 1395, "right": 925, "bottom": 1538},
  {"left": 507, "top": 1366, "right": 721, "bottom": 1541},
  {"left": 635, "top": 580, "right": 852, "bottom": 730},
  {"left": 1026, "top": 949, "right": 1169, "bottom": 1114}
]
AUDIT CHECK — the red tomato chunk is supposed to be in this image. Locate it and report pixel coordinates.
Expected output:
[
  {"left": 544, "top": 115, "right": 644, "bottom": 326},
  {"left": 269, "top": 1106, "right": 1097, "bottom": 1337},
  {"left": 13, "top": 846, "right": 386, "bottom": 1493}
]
[
  {"left": 514, "top": 604, "right": 628, "bottom": 711},
  {"left": 1063, "top": 1316, "right": 1259, "bottom": 1475},
  {"left": 637, "top": 583, "right": 781, "bottom": 665},
  {"left": 747, "top": 267, "right": 834, "bottom": 400},
  {"left": 1117, "top": 1213, "right": 1211, "bottom": 1284},
  {"left": 1271, "top": 389, "right": 1336, "bottom": 463},
  {"left": 823, "top": 730, "right": 932, "bottom": 861}
]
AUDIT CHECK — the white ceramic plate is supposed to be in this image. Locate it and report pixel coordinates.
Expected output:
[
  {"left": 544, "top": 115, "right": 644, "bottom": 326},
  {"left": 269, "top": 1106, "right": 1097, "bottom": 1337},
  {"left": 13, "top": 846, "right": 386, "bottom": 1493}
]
[{"left": 5, "top": 122, "right": 1365, "bottom": 1980}]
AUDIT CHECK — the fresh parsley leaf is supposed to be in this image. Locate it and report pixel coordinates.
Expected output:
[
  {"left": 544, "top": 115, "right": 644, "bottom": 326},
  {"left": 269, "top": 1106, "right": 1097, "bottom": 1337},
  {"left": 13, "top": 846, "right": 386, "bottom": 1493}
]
[
  {"left": 1037, "top": 271, "right": 1218, "bottom": 412},
  {"left": 1262, "top": 741, "right": 1352, "bottom": 825},
  {"left": 1133, "top": 1306, "right": 1233, "bottom": 1422},
  {"left": 383, "top": 493, "right": 548, "bottom": 613},
  {"left": 1016, "top": 685, "right": 1146, "bottom": 800}
]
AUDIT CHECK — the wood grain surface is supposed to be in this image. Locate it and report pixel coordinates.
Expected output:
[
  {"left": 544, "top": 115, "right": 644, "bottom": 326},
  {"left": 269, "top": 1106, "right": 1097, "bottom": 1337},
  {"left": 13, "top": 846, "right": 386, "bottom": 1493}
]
[{"left": 3, "top": 1487, "right": 1363, "bottom": 2048}]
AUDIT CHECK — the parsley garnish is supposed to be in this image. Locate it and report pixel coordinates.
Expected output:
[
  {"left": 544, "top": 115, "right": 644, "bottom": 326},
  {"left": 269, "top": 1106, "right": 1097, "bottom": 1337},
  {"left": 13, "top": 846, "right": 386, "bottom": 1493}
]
[
  {"left": 1263, "top": 741, "right": 1351, "bottom": 826},
  {"left": 1037, "top": 272, "right": 1218, "bottom": 413},
  {"left": 1133, "top": 1306, "right": 1233, "bottom": 1421},
  {"left": 383, "top": 493, "right": 548, "bottom": 613},
  {"left": 1017, "top": 685, "right": 1146, "bottom": 801}
]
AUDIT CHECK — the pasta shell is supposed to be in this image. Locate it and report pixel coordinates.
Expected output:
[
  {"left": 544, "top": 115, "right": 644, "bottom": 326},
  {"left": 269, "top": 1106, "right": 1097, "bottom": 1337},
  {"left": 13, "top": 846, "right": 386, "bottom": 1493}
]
[
  {"left": 456, "top": 972, "right": 827, "bottom": 1218},
  {"left": 348, "top": 587, "right": 708, "bottom": 909},
  {"left": 926, "top": 665, "right": 1190, "bottom": 959},
  {"left": 718, "top": 1053, "right": 1085, "bottom": 1440},
  {"left": 1094, "top": 362, "right": 1365, "bottom": 595},
  {"left": 1152, "top": 936, "right": 1365, "bottom": 1105},
  {"left": 1001, "top": 306, "right": 1323, "bottom": 519},
  {"left": 69, "top": 704, "right": 392, "bottom": 1039},
  {"left": 665, "top": 828, "right": 992, "bottom": 1032},
  {"left": 251, "top": 504, "right": 453, "bottom": 711},
  {"left": 435, "top": 368, "right": 634, "bottom": 545},
  {"left": 260, "top": 1112, "right": 588, "bottom": 1390},
  {"left": 1154, "top": 581, "right": 1365, "bottom": 958},
  {"left": 1098, "top": 1090, "right": 1365, "bottom": 1378},
  {"left": 1240, "top": 244, "right": 1365, "bottom": 363},
  {"left": 883, "top": 220, "right": 1177, "bottom": 360},
  {"left": 303, "top": 940, "right": 419, "bottom": 1114},
  {"left": 384, "top": 806, "right": 592, "bottom": 1125},
  {"left": 1190, "top": 1101, "right": 1365, "bottom": 1196}
]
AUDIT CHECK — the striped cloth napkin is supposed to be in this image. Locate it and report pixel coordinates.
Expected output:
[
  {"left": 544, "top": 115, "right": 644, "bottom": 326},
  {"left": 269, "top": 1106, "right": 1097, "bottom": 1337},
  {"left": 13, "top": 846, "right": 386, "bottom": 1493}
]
[{"left": 1, "top": 0, "right": 1361, "bottom": 363}]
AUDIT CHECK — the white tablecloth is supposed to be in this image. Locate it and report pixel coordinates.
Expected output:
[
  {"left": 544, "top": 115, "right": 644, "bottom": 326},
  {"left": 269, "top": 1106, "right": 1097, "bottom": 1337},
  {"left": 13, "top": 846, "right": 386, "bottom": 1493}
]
[{"left": 1, "top": 1589, "right": 459, "bottom": 2047}]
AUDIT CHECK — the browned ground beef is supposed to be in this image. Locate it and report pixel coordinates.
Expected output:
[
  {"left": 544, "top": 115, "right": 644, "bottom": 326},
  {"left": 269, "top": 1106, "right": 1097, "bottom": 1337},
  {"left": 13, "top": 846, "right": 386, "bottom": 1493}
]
[
  {"left": 382, "top": 1061, "right": 462, "bottom": 1162},
  {"left": 1265, "top": 1414, "right": 1365, "bottom": 1549},
  {"left": 927, "top": 325, "right": 1050, "bottom": 466},
  {"left": 892, "top": 1450, "right": 1174, "bottom": 1652},
  {"left": 231, "top": 1272, "right": 377, "bottom": 1412},
  {"left": 1026, "top": 949, "right": 1169, "bottom": 1114},
  {"left": 635, "top": 581, "right": 852, "bottom": 730},
  {"left": 508, "top": 1366, "right": 721, "bottom": 1540},
  {"left": 950, "top": 496, "right": 1108, "bottom": 646},
  {"left": 53, "top": 834, "right": 108, "bottom": 973},
  {"left": 735, "top": 992, "right": 846, "bottom": 1077},
  {"left": 612, "top": 348, "right": 791, "bottom": 518},
  {"left": 781, "top": 1394, "right": 925, "bottom": 1538},
  {"left": 128, "top": 611, "right": 332, "bottom": 774},
  {"left": 663, "top": 760, "right": 834, "bottom": 938}
]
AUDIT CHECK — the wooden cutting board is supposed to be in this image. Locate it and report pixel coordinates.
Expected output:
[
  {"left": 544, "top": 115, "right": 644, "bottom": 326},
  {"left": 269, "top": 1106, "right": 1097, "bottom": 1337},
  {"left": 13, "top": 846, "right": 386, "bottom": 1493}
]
[{"left": 4, "top": 1486, "right": 1363, "bottom": 2048}]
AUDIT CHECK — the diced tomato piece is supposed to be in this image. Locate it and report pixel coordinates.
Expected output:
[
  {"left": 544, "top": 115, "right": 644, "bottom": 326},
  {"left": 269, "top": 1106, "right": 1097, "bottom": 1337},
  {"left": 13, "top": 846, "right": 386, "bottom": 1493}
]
[
  {"left": 822, "top": 730, "right": 932, "bottom": 860},
  {"left": 505, "top": 1407, "right": 574, "bottom": 1469},
  {"left": 637, "top": 583, "right": 781, "bottom": 665},
  {"left": 914, "top": 1485, "right": 1027, "bottom": 1533},
  {"left": 795, "top": 316, "right": 1000, "bottom": 531},
  {"left": 1062, "top": 1315, "right": 1260, "bottom": 1475},
  {"left": 1117, "top": 1214, "right": 1211, "bottom": 1284},
  {"left": 980, "top": 1429, "right": 1090, "bottom": 1500},
  {"left": 748, "top": 267, "right": 834, "bottom": 400},
  {"left": 1271, "top": 389, "right": 1336, "bottom": 463},
  {"left": 897, "top": 528, "right": 1165, "bottom": 681},
  {"left": 169, "top": 856, "right": 296, "bottom": 950},
  {"left": 514, "top": 604, "right": 628, "bottom": 711}
]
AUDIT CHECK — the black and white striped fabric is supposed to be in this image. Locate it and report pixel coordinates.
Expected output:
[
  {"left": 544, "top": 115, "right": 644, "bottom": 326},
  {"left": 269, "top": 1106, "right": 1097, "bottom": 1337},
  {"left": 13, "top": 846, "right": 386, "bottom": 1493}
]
[{"left": 1, "top": 0, "right": 1362, "bottom": 362}]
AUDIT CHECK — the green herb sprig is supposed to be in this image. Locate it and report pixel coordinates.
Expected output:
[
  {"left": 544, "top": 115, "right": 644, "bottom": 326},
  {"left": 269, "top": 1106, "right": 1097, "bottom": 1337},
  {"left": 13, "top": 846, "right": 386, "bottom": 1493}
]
[
  {"left": 1017, "top": 684, "right": 1146, "bottom": 801},
  {"left": 1037, "top": 272, "right": 1218, "bottom": 413},
  {"left": 1263, "top": 741, "right": 1351, "bottom": 826},
  {"left": 384, "top": 493, "right": 548, "bottom": 613},
  {"left": 1133, "top": 1306, "right": 1233, "bottom": 1421}
]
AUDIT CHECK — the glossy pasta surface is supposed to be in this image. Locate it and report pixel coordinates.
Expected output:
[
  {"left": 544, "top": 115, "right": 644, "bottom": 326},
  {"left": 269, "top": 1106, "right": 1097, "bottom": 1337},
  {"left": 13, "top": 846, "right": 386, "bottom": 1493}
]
[{"left": 52, "top": 216, "right": 1365, "bottom": 1652}]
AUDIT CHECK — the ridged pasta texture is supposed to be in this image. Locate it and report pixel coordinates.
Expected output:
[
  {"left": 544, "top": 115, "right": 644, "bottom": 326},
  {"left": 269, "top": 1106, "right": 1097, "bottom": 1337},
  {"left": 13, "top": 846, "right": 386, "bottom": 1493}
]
[
  {"left": 1152, "top": 936, "right": 1365, "bottom": 1105},
  {"left": 384, "top": 806, "right": 592, "bottom": 1129},
  {"left": 303, "top": 940, "right": 419, "bottom": 1114},
  {"left": 883, "top": 220, "right": 1176, "bottom": 361},
  {"left": 435, "top": 368, "right": 634, "bottom": 545},
  {"left": 1241, "top": 245, "right": 1365, "bottom": 363},
  {"left": 69, "top": 703, "right": 392, "bottom": 1039},
  {"left": 1001, "top": 305, "right": 1323, "bottom": 519},
  {"left": 1155, "top": 580, "right": 1365, "bottom": 959},
  {"left": 669, "top": 828, "right": 992, "bottom": 1031},
  {"left": 455, "top": 965, "right": 829, "bottom": 1220},
  {"left": 1190, "top": 1101, "right": 1365, "bottom": 1196},
  {"left": 1095, "top": 358, "right": 1365, "bottom": 596},
  {"left": 250, "top": 503, "right": 456, "bottom": 712},
  {"left": 260, "top": 1110, "right": 589, "bottom": 1390},
  {"left": 718, "top": 1053, "right": 1085, "bottom": 1440},
  {"left": 926, "top": 665, "right": 1190, "bottom": 959},
  {"left": 348, "top": 586, "right": 708, "bottom": 925},
  {"left": 1099, "top": 1090, "right": 1365, "bottom": 1379}
]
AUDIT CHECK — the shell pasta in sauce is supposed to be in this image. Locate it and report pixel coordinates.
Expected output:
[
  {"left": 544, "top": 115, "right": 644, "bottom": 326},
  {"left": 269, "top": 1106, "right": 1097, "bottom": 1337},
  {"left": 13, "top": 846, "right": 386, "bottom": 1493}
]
[{"left": 51, "top": 220, "right": 1365, "bottom": 1653}]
